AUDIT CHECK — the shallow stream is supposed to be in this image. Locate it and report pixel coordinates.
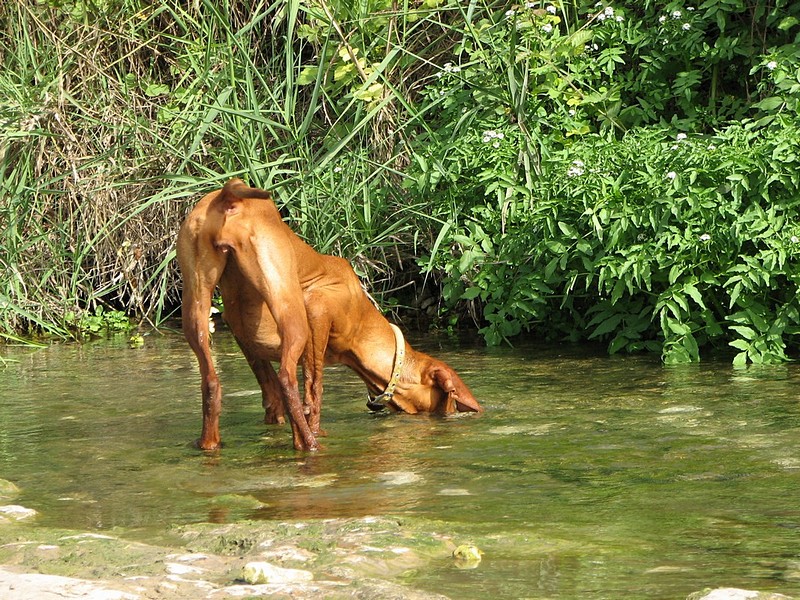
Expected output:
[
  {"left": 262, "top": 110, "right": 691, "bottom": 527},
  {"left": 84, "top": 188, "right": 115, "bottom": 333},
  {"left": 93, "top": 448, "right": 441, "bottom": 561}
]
[{"left": 1, "top": 329, "right": 800, "bottom": 598}]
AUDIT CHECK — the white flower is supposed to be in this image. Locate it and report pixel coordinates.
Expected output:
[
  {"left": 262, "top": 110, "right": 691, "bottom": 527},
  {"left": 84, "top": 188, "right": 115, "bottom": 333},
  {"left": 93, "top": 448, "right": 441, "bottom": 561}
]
[
  {"left": 542, "top": 23, "right": 553, "bottom": 33},
  {"left": 659, "top": 15, "right": 667, "bottom": 23},
  {"left": 482, "top": 130, "right": 504, "bottom": 144},
  {"left": 505, "top": 9, "right": 515, "bottom": 18},
  {"left": 792, "top": 235, "right": 800, "bottom": 244},
  {"left": 699, "top": 233, "right": 711, "bottom": 242},
  {"left": 493, "top": 141, "right": 501, "bottom": 148},
  {"left": 676, "top": 133, "right": 687, "bottom": 141},
  {"left": 616, "top": 15, "right": 624, "bottom": 22},
  {"left": 767, "top": 60, "right": 778, "bottom": 71},
  {"left": 569, "top": 109, "right": 576, "bottom": 116},
  {"left": 567, "top": 159, "right": 585, "bottom": 177},
  {"left": 525, "top": 1, "right": 536, "bottom": 7},
  {"left": 672, "top": 10, "right": 682, "bottom": 18},
  {"left": 666, "top": 171, "right": 677, "bottom": 180},
  {"left": 708, "top": 144, "right": 716, "bottom": 150},
  {"left": 333, "top": 166, "right": 343, "bottom": 173},
  {"left": 604, "top": 6, "right": 614, "bottom": 16},
  {"left": 546, "top": 4, "right": 557, "bottom": 13},
  {"left": 682, "top": 22, "right": 691, "bottom": 30},
  {"left": 439, "top": 63, "right": 461, "bottom": 77}
]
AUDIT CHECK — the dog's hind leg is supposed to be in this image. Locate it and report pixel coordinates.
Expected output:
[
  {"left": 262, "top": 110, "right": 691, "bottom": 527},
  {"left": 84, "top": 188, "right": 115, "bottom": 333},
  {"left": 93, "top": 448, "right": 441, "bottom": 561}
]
[
  {"left": 247, "top": 355, "right": 285, "bottom": 426},
  {"left": 177, "top": 232, "right": 228, "bottom": 451},
  {"left": 302, "top": 317, "right": 331, "bottom": 437}
]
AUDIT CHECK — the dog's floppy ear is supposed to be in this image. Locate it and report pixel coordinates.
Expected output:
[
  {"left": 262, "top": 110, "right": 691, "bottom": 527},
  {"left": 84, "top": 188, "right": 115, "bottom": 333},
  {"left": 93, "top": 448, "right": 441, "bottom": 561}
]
[
  {"left": 216, "top": 178, "right": 274, "bottom": 215},
  {"left": 430, "top": 365, "right": 482, "bottom": 413}
]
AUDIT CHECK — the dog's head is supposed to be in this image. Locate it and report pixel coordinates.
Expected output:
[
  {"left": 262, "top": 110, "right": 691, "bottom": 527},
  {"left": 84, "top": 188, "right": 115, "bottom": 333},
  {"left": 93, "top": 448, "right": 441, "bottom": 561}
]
[{"left": 387, "top": 358, "right": 482, "bottom": 415}]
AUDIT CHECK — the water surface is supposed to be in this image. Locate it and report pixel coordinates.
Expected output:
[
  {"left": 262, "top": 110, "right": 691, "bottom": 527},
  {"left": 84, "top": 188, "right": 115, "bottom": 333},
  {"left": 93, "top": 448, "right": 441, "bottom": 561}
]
[{"left": 1, "top": 329, "right": 800, "bottom": 598}]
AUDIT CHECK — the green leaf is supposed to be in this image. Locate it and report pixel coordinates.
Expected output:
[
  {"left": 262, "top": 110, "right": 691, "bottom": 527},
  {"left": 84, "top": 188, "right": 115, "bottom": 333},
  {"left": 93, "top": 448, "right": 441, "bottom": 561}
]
[
  {"left": 297, "top": 65, "right": 319, "bottom": 85},
  {"left": 732, "top": 351, "right": 749, "bottom": 367},
  {"left": 609, "top": 334, "right": 630, "bottom": 354},
  {"left": 667, "top": 320, "right": 691, "bottom": 336},
  {"left": 558, "top": 221, "right": 578, "bottom": 238},
  {"left": 729, "top": 339, "right": 751, "bottom": 351},
  {"left": 462, "top": 286, "right": 482, "bottom": 301},
  {"left": 588, "top": 313, "right": 623, "bottom": 339},
  {"left": 754, "top": 96, "right": 784, "bottom": 111},
  {"left": 684, "top": 283, "right": 705, "bottom": 308},
  {"left": 144, "top": 83, "right": 170, "bottom": 97},
  {"left": 730, "top": 325, "right": 756, "bottom": 340}
]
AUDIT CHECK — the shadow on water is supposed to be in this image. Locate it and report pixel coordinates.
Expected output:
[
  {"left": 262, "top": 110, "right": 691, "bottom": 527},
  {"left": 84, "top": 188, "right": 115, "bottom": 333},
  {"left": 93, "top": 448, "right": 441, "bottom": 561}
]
[{"left": 2, "top": 329, "right": 800, "bottom": 598}]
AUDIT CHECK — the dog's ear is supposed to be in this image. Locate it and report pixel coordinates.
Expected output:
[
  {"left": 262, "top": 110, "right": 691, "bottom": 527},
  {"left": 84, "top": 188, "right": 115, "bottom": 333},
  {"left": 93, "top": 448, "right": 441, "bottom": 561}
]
[
  {"left": 430, "top": 365, "right": 482, "bottom": 413},
  {"left": 216, "top": 179, "right": 274, "bottom": 215},
  {"left": 215, "top": 179, "right": 247, "bottom": 215}
]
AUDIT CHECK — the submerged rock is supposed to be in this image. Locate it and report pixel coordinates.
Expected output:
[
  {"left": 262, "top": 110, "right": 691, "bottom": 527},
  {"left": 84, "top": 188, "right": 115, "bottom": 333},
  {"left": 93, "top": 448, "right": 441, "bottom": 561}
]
[
  {"left": 378, "top": 471, "right": 422, "bottom": 486},
  {"left": 687, "top": 588, "right": 794, "bottom": 600},
  {"left": 0, "top": 480, "right": 19, "bottom": 500},
  {"left": 0, "top": 505, "right": 37, "bottom": 522},
  {"left": 452, "top": 544, "right": 482, "bottom": 569}
]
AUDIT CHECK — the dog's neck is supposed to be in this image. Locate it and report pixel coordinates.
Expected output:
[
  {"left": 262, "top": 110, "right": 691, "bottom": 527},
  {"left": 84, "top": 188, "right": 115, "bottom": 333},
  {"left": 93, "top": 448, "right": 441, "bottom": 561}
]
[{"left": 365, "top": 324, "right": 405, "bottom": 410}]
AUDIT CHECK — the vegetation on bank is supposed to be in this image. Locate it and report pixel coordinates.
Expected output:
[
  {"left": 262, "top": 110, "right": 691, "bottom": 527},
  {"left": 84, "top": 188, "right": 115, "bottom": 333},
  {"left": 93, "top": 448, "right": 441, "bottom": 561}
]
[{"left": 1, "top": 0, "right": 800, "bottom": 363}]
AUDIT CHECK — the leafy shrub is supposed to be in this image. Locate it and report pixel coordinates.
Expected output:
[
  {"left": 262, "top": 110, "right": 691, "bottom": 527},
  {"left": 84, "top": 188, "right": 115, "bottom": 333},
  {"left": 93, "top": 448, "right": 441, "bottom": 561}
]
[
  {"left": 410, "top": 1, "right": 800, "bottom": 362},
  {"left": 432, "top": 120, "right": 800, "bottom": 363}
]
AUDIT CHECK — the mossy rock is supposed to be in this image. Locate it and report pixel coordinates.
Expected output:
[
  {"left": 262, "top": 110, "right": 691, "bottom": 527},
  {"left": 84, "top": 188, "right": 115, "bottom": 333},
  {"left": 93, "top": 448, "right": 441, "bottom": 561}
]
[{"left": 0, "top": 479, "right": 20, "bottom": 500}]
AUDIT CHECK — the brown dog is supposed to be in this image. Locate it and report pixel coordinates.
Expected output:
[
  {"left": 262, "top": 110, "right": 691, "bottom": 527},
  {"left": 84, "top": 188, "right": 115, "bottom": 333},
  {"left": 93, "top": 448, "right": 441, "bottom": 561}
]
[{"left": 177, "top": 178, "right": 481, "bottom": 451}]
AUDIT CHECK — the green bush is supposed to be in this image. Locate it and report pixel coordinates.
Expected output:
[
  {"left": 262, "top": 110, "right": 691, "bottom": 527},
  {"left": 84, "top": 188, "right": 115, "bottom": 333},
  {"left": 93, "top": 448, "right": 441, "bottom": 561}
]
[
  {"left": 409, "top": 1, "right": 800, "bottom": 362},
  {"left": 429, "top": 121, "right": 800, "bottom": 363}
]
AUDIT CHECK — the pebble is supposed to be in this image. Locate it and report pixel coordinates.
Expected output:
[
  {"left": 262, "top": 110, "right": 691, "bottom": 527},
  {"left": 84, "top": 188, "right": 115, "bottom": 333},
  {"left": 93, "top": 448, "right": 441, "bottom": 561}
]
[{"left": 241, "top": 561, "right": 314, "bottom": 585}]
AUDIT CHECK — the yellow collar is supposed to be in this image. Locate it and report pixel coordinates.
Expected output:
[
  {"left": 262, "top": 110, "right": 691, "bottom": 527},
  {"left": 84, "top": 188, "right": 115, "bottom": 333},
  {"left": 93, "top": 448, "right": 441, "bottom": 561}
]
[{"left": 366, "top": 324, "right": 406, "bottom": 411}]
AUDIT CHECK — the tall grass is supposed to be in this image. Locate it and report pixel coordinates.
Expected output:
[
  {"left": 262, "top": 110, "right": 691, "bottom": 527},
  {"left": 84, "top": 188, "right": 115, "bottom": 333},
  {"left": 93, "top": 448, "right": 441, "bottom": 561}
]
[{"left": 0, "top": 0, "right": 469, "bottom": 339}]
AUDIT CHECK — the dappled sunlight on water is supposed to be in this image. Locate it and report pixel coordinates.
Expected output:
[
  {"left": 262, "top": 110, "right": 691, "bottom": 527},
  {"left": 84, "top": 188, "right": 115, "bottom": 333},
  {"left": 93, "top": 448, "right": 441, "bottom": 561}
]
[{"left": 2, "top": 330, "right": 800, "bottom": 598}]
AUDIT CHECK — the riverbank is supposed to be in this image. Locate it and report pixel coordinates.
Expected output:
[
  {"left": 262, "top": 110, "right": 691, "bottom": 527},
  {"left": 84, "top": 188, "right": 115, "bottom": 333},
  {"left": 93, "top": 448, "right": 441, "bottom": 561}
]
[
  {"left": 0, "top": 513, "right": 461, "bottom": 599},
  {"left": 1, "top": 515, "right": 796, "bottom": 600}
]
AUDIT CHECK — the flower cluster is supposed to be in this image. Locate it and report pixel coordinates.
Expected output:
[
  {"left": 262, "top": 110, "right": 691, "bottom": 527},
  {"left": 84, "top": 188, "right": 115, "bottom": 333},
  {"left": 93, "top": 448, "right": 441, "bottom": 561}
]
[
  {"left": 658, "top": 6, "right": 695, "bottom": 30},
  {"left": 508, "top": 3, "right": 559, "bottom": 21},
  {"left": 596, "top": 5, "right": 623, "bottom": 23},
  {"left": 567, "top": 159, "right": 585, "bottom": 177},
  {"left": 670, "top": 132, "right": 688, "bottom": 150},
  {"left": 482, "top": 129, "right": 505, "bottom": 148}
]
